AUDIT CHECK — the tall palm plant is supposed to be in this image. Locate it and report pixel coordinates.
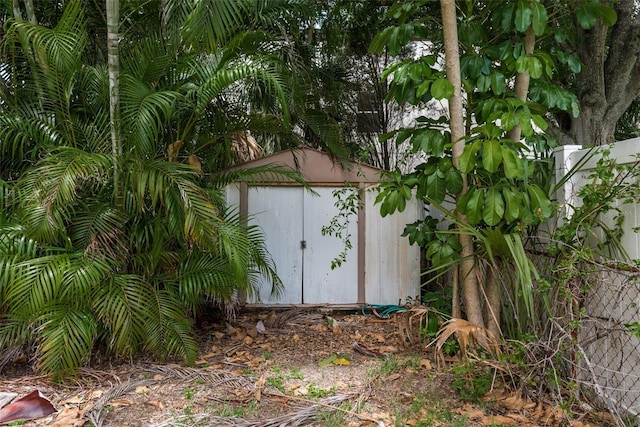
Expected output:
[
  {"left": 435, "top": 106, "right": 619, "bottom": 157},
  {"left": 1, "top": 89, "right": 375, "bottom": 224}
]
[{"left": 0, "top": 0, "right": 306, "bottom": 375}]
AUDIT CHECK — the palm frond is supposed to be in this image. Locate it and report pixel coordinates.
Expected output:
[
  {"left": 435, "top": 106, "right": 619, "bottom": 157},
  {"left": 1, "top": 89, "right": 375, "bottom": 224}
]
[
  {"left": 169, "top": 0, "right": 252, "bottom": 52},
  {"left": 177, "top": 254, "right": 237, "bottom": 312},
  {"left": 120, "top": 74, "right": 180, "bottom": 157},
  {"left": 433, "top": 318, "right": 501, "bottom": 359},
  {"left": 69, "top": 204, "right": 128, "bottom": 258},
  {"left": 35, "top": 305, "right": 97, "bottom": 375},
  {"left": 5, "top": 254, "right": 71, "bottom": 314},
  {"left": 144, "top": 289, "right": 198, "bottom": 365},
  {"left": 0, "top": 113, "right": 62, "bottom": 167},
  {"left": 92, "top": 275, "right": 152, "bottom": 357}
]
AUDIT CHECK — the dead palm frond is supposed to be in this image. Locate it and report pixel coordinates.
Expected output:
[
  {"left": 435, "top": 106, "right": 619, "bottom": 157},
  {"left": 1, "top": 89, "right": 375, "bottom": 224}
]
[
  {"left": 431, "top": 318, "right": 501, "bottom": 360},
  {"left": 398, "top": 306, "right": 441, "bottom": 347}
]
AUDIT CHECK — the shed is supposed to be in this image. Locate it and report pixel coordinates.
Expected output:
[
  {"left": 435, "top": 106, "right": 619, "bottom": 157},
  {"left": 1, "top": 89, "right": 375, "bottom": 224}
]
[{"left": 225, "top": 148, "right": 422, "bottom": 306}]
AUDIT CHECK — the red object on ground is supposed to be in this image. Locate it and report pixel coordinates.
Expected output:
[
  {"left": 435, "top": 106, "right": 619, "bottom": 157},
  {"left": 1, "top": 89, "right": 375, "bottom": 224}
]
[{"left": 0, "top": 390, "right": 57, "bottom": 423}]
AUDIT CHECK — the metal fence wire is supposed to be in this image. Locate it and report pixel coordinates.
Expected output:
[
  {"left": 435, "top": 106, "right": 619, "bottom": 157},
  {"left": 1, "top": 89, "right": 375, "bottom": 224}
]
[{"left": 580, "top": 267, "right": 640, "bottom": 422}]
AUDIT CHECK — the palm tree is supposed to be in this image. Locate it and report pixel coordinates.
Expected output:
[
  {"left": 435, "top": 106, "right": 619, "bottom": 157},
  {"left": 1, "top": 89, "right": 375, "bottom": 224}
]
[{"left": 0, "top": 0, "right": 308, "bottom": 376}]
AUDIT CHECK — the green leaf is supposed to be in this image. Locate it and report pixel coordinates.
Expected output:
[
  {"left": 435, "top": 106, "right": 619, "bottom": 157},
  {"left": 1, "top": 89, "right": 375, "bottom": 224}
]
[
  {"left": 528, "top": 57, "right": 543, "bottom": 79},
  {"left": 426, "top": 172, "right": 446, "bottom": 203},
  {"left": 531, "top": 114, "right": 548, "bottom": 131},
  {"left": 501, "top": 147, "right": 524, "bottom": 180},
  {"left": 483, "top": 188, "right": 505, "bottom": 226},
  {"left": 445, "top": 168, "right": 463, "bottom": 195},
  {"left": 458, "top": 141, "right": 481, "bottom": 173},
  {"left": 464, "top": 188, "right": 485, "bottom": 225},
  {"left": 477, "top": 74, "right": 491, "bottom": 92},
  {"left": 528, "top": 184, "right": 553, "bottom": 218},
  {"left": 514, "top": 0, "right": 532, "bottom": 32},
  {"left": 482, "top": 140, "right": 503, "bottom": 173},
  {"left": 576, "top": 4, "right": 597, "bottom": 29},
  {"left": 431, "top": 78, "right": 454, "bottom": 100},
  {"left": 531, "top": 2, "right": 548, "bottom": 36},
  {"left": 503, "top": 188, "right": 521, "bottom": 222},
  {"left": 491, "top": 71, "right": 505, "bottom": 95}
]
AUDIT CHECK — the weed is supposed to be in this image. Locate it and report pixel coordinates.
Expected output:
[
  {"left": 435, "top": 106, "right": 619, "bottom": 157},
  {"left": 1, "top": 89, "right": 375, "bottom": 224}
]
[
  {"left": 262, "top": 351, "right": 272, "bottom": 359},
  {"left": 266, "top": 365, "right": 304, "bottom": 393},
  {"left": 307, "top": 383, "right": 336, "bottom": 399},
  {"left": 184, "top": 387, "right": 194, "bottom": 400},
  {"left": 451, "top": 362, "right": 493, "bottom": 403},
  {"left": 183, "top": 405, "right": 193, "bottom": 416},
  {"left": 379, "top": 355, "right": 400, "bottom": 375},
  {"left": 316, "top": 403, "right": 350, "bottom": 427}
]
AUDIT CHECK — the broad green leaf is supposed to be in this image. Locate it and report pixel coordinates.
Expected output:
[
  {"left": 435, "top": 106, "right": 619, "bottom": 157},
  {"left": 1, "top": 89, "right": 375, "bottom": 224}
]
[
  {"left": 458, "top": 141, "right": 481, "bottom": 173},
  {"left": 465, "top": 188, "right": 485, "bottom": 225},
  {"left": 483, "top": 188, "right": 505, "bottom": 226},
  {"left": 528, "top": 184, "right": 553, "bottom": 218},
  {"left": 503, "top": 188, "right": 521, "bottom": 222},
  {"left": 482, "top": 140, "right": 503, "bottom": 173},
  {"left": 567, "top": 56, "right": 582, "bottom": 73},
  {"left": 531, "top": 114, "right": 548, "bottom": 131},
  {"left": 576, "top": 4, "right": 597, "bottom": 29},
  {"left": 514, "top": 0, "right": 532, "bottom": 32},
  {"left": 426, "top": 172, "right": 446, "bottom": 203},
  {"left": 431, "top": 78, "right": 454, "bottom": 100},
  {"left": 477, "top": 74, "right": 491, "bottom": 92},
  {"left": 491, "top": 71, "right": 505, "bottom": 95},
  {"left": 528, "top": 57, "right": 543, "bottom": 79},
  {"left": 501, "top": 146, "right": 524, "bottom": 179},
  {"left": 445, "top": 168, "right": 463, "bottom": 195},
  {"left": 593, "top": 4, "right": 617, "bottom": 26},
  {"left": 416, "top": 80, "right": 431, "bottom": 98},
  {"left": 501, "top": 112, "right": 516, "bottom": 131},
  {"left": 531, "top": 2, "right": 548, "bottom": 36}
]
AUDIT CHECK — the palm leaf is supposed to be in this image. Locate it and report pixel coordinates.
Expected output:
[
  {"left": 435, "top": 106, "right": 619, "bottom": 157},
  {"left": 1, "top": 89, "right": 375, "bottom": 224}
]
[
  {"left": 120, "top": 74, "right": 180, "bottom": 157},
  {"left": 35, "top": 305, "right": 97, "bottom": 375},
  {"left": 433, "top": 318, "right": 501, "bottom": 359},
  {"left": 92, "top": 275, "right": 152, "bottom": 357},
  {"left": 144, "top": 288, "right": 198, "bottom": 365}
]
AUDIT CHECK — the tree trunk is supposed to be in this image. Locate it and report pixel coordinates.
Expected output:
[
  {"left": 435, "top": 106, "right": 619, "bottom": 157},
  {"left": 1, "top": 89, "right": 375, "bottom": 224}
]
[
  {"left": 107, "top": 0, "right": 123, "bottom": 206},
  {"left": 558, "top": 0, "right": 640, "bottom": 146},
  {"left": 12, "top": 0, "right": 23, "bottom": 20},
  {"left": 22, "top": 0, "right": 37, "bottom": 24},
  {"left": 440, "top": 0, "right": 484, "bottom": 327}
]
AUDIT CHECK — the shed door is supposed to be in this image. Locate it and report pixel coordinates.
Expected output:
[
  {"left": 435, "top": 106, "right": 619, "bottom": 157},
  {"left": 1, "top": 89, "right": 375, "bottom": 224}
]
[{"left": 248, "top": 186, "right": 358, "bottom": 304}]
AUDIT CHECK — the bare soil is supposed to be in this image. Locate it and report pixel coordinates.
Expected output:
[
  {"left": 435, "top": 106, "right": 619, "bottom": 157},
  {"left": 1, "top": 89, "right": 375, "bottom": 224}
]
[{"left": 0, "top": 308, "right": 614, "bottom": 426}]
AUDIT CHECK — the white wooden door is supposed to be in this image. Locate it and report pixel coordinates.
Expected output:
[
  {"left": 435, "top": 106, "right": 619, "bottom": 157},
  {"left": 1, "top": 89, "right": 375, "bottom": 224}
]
[{"left": 247, "top": 186, "right": 358, "bottom": 304}]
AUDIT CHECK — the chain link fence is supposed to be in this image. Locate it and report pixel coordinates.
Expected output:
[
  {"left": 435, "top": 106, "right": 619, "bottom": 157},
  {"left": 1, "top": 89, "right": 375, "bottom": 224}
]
[{"left": 580, "top": 267, "right": 640, "bottom": 422}]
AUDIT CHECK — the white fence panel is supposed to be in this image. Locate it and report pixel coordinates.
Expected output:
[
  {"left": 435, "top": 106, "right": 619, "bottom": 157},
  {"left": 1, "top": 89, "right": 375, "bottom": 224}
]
[{"left": 555, "top": 138, "right": 640, "bottom": 419}]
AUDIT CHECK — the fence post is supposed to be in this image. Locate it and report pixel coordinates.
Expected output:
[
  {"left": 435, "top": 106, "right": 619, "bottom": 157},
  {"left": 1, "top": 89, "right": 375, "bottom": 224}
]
[{"left": 553, "top": 144, "right": 583, "bottom": 224}]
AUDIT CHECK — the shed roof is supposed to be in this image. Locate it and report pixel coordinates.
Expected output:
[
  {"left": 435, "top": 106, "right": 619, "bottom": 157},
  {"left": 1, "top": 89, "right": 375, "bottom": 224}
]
[{"left": 229, "top": 147, "right": 384, "bottom": 184}]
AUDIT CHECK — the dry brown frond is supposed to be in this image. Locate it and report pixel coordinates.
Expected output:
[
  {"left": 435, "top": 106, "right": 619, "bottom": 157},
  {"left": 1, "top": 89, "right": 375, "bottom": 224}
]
[
  {"left": 167, "top": 140, "right": 183, "bottom": 162},
  {"left": 231, "top": 131, "right": 263, "bottom": 163},
  {"left": 398, "top": 306, "right": 439, "bottom": 347},
  {"left": 433, "top": 318, "right": 501, "bottom": 359}
]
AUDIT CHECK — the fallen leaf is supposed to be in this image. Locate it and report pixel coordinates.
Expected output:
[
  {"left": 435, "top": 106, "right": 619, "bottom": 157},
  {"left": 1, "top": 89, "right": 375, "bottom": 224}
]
[
  {"left": 153, "top": 374, "right": 164, "bottom": 381},
  {"left": 419, "top": 358, "right": 432, "bottom": 370},
  {"left": 333, "top": 357, "right": 350, "bottom": 366},
  {"left": 387, "top": 373, "right": 401, "bottom": 381},
  {"left": 480, "top": 415, "right": 518, "bottom": 425},
  {"left": 0, "top": 391, "right": 57, "bottom": 424},
  {"left": 135, "top": 386, "right": 149, "bottom": 394},
  {"left": 144, "top": 400, "right": 165, "bottom": 410},
  {"left": 110, "top": 399, "right": 134, "bottom": 408},
  {"left": 62, "top": 396, "right": 85, "bottom": 405}
]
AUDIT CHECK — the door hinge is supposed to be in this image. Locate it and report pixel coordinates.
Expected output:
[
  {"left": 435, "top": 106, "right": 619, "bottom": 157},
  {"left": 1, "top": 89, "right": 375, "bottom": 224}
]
[{"left": 300, "top": 240, "right": 306, "bottom": 249}]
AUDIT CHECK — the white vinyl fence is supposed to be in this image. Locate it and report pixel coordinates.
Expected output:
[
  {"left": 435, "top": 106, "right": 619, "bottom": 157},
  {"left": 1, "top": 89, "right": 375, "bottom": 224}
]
[{"left": 554, "top": 138, "right": 640, "bottom": 420}]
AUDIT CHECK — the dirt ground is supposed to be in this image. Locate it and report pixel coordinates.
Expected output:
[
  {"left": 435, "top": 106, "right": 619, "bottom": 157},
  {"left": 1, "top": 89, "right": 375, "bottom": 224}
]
[{"left": 0, "top": 307, "right": 616, "bottom": 426}]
